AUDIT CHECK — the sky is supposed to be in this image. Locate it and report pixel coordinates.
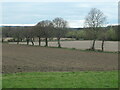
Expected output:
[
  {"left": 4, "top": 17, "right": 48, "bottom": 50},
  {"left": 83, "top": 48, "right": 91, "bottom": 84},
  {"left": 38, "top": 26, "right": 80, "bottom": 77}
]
[{"left": 0, "top": 0, "right": 119, "bottom": 28}]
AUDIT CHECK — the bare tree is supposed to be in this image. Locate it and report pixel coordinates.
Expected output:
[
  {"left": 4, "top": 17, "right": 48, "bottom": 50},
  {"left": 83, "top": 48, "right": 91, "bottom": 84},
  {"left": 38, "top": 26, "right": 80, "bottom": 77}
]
[
  {"left": 53, "top": 17, "right": 68, "bottom": 48},
  {"left": 97, "top": 27, "right": 108, "bottom": 51},
  {"left": 37, "top": 20, "right": 53, "bottom": 47},
  {"left": 35, "top": 21, "right": 48, "bottom": 46},
  {"left": 34, "top": 25, "right": 42, "bottom": 46},
  {"left": 23, "top": 27, "right": 34, "bottom": 45},
  {"left": 84, "top": 8, "right": 107, "bottom": 50}
]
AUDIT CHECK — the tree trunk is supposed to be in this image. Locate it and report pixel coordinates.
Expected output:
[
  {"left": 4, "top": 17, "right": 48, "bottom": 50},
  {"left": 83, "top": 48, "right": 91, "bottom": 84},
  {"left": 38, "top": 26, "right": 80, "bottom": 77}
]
[
  {"left": 101, "top": 40, "right": 104, "bottom": 51},
  {"left": 2, "top": 38, "right": 4, "bottom": 42},
  {"left": 45, "top": 38, "right": 48, "bottom": 47},
  {"left": 33, "top": 37, "right": 35, "bottom": 42},
  {"left": 17, "top": 41, "right": 19, "bottom": 44},
  {"left": 26, "top": 38, "right": 29, "bottom": 45},
  {"left": 91, "top": 39, "right": 96, "bottom": 50},
  {"left": 31, "top": 38, "right": 34, "bottom": 46},
  {"left": 38, "top": 37, "right": 41, "bottom": 46},
  {"left": 17, "top": 38, "right": 19, "bottom": 44},
  {"left": 57, "top": 38, "right": 61, "bottom": 48}
]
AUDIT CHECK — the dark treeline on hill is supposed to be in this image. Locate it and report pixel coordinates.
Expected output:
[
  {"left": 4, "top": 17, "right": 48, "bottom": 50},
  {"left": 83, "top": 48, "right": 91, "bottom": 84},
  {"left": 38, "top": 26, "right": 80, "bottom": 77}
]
[
  {"left": 2, "top": 24, "right": 119, "bottom": 42},
  {"left": 2, "top": 25, "right": 119, "bottom": 41}
]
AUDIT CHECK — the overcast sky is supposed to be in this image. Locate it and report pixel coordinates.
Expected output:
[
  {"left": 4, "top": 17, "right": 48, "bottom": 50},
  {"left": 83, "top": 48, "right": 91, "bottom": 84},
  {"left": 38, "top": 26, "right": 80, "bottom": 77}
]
[{"left": 0, "top": 0, "right": 118, "bottom": 28}]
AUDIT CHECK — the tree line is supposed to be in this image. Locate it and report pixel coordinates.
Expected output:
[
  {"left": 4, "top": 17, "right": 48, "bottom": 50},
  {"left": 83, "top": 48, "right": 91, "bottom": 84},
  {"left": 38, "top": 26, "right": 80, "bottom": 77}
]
[
  {"left": 2, "top": 17, "right": 68, "bottom": 48},
  {"left": 2, "top": 8, "right": 119, "bottom": 51}
]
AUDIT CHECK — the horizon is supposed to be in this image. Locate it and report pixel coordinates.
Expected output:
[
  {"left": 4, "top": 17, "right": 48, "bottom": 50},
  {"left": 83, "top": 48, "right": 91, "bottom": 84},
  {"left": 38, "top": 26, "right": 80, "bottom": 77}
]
[{"left": 0, "top": 24, "right": 118, "bottom": 28}]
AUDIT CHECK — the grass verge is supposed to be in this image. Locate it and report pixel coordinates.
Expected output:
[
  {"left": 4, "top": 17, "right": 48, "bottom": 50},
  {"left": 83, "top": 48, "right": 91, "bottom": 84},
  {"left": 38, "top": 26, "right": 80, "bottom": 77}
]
[{"left": 2, "top": 71, "right": 118, "bottom": 88}]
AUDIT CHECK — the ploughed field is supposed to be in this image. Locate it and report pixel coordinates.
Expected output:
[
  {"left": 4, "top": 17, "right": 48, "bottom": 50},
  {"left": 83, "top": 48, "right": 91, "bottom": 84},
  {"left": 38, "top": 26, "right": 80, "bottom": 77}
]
[{"left": 2, "top": 44, "right": 118, "bottom": 73}]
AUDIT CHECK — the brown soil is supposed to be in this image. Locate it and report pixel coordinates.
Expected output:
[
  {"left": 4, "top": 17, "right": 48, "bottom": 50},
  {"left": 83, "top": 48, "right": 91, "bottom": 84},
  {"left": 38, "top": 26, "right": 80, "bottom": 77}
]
[{"left": 2, "top": 44, "right": 118, "bottom": 73}]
